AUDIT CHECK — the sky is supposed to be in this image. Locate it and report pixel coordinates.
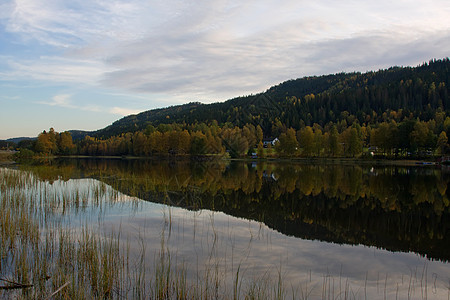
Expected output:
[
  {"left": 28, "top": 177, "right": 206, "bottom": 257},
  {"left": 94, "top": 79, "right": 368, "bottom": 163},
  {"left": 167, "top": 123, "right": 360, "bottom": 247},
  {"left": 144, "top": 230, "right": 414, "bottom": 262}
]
[{"left": 1, "top": 0, "right": 449, "bottom": 139}]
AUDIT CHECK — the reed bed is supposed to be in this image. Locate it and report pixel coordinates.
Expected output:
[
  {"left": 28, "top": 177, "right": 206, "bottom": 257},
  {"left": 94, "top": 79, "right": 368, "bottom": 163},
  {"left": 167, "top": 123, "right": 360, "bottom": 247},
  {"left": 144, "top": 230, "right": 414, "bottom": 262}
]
[
  {"left": 0, "top": 168, "right": 289, "bottom": 299},
  {"left": 0, "top": 167, "right": 448, "bottom": 299}
]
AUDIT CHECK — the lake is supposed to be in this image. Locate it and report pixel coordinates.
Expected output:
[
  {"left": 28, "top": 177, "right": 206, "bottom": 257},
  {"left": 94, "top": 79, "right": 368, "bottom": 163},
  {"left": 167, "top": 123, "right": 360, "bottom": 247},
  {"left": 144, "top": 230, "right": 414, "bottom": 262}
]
[{"left": 1, "top": 158, "right": 449, "bottom": 299}]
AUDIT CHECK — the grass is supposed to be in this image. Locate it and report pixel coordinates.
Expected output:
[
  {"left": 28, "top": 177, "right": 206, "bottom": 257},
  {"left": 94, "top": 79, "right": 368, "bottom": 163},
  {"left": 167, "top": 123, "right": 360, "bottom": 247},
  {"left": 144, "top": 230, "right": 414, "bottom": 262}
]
[
  {"left": 0, "top": 166, "right": 449, "bottom": 299},
  {"left": 0, "top": 150, "right": 15, "bottom": 163}
]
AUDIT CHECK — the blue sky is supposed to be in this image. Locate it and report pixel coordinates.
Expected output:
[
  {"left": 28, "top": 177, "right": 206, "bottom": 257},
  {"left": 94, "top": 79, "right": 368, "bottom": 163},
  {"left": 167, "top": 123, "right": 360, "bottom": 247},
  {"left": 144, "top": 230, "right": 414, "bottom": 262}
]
[{"left": 1, "top": 0, "right": 449, "bottom": 139}]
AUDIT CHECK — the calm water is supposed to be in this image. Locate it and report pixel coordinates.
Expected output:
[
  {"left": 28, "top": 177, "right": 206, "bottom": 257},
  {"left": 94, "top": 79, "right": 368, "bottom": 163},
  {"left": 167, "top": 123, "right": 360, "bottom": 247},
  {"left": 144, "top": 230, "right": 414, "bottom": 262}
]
[{"left": 5, "top": 158, "right": 450, "bottom": 298}]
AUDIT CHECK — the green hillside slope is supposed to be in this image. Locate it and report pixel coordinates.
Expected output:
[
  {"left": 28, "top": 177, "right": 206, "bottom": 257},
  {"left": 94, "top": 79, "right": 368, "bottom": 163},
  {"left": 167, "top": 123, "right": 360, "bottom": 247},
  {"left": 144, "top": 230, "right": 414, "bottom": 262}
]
[{"left": 93, "top": 58, "right": 449, "bottom": 138}]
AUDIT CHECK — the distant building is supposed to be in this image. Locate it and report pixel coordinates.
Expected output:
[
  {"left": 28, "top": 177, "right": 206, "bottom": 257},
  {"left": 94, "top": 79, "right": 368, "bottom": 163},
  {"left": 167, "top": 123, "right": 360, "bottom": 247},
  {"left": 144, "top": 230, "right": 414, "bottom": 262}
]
[{"left": 262, "top": 138, "right": 279, "bottom": 148}]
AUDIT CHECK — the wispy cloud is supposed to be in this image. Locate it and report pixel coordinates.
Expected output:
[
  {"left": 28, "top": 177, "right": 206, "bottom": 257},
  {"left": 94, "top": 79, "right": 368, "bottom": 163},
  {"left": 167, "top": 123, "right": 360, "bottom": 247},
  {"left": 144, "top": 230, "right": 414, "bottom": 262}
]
[
  {"left": 2, "top": 0, "right": 450, "bottom": 104},
  {"left": 4, "top": 0, "right": 150, "bottom": 46},
  {"left": 38, "top": 93, "right": 139, "bottom": 116},
  {"left": 40, "top": 94, "right": 73, "bottom": 107},
  {"left": 0, "top": 95, "right": 20, "bottom": 101},
  {"left": 0, "top": 55, "right": 109, "bottom": 85},
  {"left": 102, "top": 25, "right": 450, "bottom": 101},
  {"left": 109, "top": 107, "right": 141, "bottom": 116}
]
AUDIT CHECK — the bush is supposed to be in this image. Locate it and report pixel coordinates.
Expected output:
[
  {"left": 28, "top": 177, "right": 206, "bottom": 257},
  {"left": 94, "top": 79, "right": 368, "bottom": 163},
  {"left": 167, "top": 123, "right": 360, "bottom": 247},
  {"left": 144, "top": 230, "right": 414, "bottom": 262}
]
[{"left": 14, "top": 148, "right": 35, "bottom": 158}]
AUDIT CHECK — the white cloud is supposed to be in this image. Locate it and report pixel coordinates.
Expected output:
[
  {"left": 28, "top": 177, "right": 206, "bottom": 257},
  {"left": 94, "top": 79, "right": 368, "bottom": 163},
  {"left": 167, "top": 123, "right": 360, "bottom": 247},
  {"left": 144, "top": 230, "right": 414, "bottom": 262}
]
[
  {"left": 38, "top": 93, "right": 138, "bottom": 116},
  {"left": 301, "top": 29, "right": 450, "bottom": 74},
  {"left": 98, "top": 0, "right": 450, "bottom": 101},
  {"left": 1, "top": 55, "right": 110, "bottom": 85},
  {"left": 109, "top": 107, "right": 141, "bottom": 116},
  {"left": 41, "top": 94, "right": 73, "bottom": 107},
  {"left": 0, "top": 95, "right": 20, "bottom": 101},
  {"left": 1, "top": 0, "right": 450, "bottom": 104},
  {"left": 3, "top": 0, "right": 171, "bottom": 46}
]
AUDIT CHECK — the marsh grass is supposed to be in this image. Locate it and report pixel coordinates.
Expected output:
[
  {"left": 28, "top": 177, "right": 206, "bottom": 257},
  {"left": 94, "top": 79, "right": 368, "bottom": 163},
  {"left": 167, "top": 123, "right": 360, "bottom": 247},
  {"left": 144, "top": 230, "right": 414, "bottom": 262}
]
[{"left": 0, "top": 167, "right": 448, "bottom": 299}]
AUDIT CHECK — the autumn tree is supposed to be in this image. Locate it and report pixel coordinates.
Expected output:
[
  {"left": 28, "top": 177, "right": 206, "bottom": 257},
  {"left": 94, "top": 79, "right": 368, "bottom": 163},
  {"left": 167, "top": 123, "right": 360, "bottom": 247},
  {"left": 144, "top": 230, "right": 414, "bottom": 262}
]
[
  {"left": 256, "top": 125, "right": 264, "bottom": 144},
  {"left": 242, "top": 124, "right": 257, "bottom": 148},
  {"left": 275, "top": 128, "right": 298, "bottom": 157},
  {"left": 58, "top": 131, "right": 75, "bottom": 154},
  {"left": 328, "top": 126, "right": 340, "bottom": 156},
  {"left": 370, "top": 122, "right": 397, "bottom": 155},
  {"left": 35, "top": 128, "right": 59, "bottom": 154},
  {"left": 298, "top": 126, "right": 314, "bottom": 157},
  {"left": 221, "top": 127, "right": 249, "bottom": 158},
  {"left": 257, "top": 141, "right": 265, "bottom": 158},
  {"left": 205, "top": 132, "right": 224, "bottom": 154},
  {"left": 168, "top": 131, "right": 181, "bottom": 155},
  {"left": 178, "top": 130, "right": 191, "bottom": 155},
  {"left": 348, "top": 128, "right": 362, "bottom": 157},
  {"left": 410, "top": 121, "right": 434, "bottom": 152},
  {"left": 80, "top": 136, "right": 98, "bottom": 156},
  {"left": 437, "top": 131, "right": 448, "bottom": 154},
  {"left": 132, "top": 132, "right": 147, "bottom": 156},
  {"left": 396, "top": 120, "right": 416, "bottom": 154},
  {"left": 312, "top": 128, "right": 324, "bottom": 156},
  {"left": 35, "top": 131, "right": 52, "bottom": 154},
  {"left": 190, "top": 131, "right": 208, "bottom": 155},
  {"left": 47, "top": 128, "right": 58, "bottom": 153},
  {"left": 150, "top": 131, "right": 168, "bottom": 155}
]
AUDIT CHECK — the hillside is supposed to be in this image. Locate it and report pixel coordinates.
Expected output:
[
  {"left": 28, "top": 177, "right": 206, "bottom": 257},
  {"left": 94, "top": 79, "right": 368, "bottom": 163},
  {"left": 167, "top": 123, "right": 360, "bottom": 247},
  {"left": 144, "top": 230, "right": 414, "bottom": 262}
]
[{"left": 94, "top": 58, "right": 450, "bottom": 138}]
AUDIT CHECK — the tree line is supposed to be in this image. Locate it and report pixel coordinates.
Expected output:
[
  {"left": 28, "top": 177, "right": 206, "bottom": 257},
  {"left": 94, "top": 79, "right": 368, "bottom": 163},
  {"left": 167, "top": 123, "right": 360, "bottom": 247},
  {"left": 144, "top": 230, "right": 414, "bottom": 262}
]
[
  {"left": 15, "top": 128, "right": 76, "bottom": 157},
  {"left": 13, "top": 58, "right": 450, "bottom": 158},
  {"left": 18, "top": 112, "right": 450, "bottom": 159}
]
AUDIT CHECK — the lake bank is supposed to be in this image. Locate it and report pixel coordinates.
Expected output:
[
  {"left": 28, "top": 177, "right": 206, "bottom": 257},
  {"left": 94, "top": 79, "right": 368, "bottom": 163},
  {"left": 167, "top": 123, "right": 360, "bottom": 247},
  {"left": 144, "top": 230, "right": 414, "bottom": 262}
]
[
  {"left": 233, "top": 156, "right": 440, "bottom": 167},
  {"left": 14, "top": 150, "right": 443, "bottom": 169}
]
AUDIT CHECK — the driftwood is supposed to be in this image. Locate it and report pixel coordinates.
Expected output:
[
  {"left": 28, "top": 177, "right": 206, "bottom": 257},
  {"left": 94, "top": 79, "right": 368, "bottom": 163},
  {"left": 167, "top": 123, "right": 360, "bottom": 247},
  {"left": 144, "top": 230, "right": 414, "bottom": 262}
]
[
  {"left": 0, "top": 277, "right": 70, "bottom": 299},
  {"left": 46, "top": 281, "right": 70, "bottom": 299},
  {"left": 0, "top": 278, "right": 33, "bottom": 290}
]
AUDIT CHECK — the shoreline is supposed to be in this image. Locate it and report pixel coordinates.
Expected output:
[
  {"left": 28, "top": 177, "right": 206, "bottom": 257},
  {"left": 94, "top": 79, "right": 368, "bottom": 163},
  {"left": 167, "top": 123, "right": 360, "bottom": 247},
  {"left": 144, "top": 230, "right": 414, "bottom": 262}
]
[{"left": 7, "top": 152, "right": 443, "bottom": 168}]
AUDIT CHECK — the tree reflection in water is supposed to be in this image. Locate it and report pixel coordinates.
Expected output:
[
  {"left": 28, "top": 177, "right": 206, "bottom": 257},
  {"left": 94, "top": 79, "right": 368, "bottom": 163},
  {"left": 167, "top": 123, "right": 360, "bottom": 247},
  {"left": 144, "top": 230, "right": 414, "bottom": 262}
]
[
  {"left": 22, "top": 158, "right": 450, "bottom": 262},
  {"left": 13, "top": 158, "right": 450, "bottom": 298}
]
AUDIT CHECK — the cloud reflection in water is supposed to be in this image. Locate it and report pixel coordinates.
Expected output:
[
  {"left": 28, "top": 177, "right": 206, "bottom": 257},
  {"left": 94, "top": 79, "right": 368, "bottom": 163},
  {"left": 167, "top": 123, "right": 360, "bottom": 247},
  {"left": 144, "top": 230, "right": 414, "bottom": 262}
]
[{"left": 90, "top": 189, "right": 450, "bottom": 299}]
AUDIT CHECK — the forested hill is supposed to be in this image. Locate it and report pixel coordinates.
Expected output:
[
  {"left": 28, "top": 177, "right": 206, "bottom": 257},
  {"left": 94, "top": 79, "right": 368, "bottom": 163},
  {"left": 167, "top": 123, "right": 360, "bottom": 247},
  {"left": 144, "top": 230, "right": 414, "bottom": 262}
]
[{"left": 94, "top": 58, "right": 450, "bottom": 138}]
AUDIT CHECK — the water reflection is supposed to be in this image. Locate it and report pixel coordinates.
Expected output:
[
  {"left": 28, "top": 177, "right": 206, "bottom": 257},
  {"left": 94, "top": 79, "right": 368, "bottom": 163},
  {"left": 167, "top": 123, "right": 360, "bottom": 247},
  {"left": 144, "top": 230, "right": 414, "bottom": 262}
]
[
  {"left": 104, "top": 202, "right": 450, "bottom": 299},
  {"left": 5, "top": 159, "right": 450, "bottom": 298},
  {"left": 29, "top": 158, "right": 450, "bottom": 262}
]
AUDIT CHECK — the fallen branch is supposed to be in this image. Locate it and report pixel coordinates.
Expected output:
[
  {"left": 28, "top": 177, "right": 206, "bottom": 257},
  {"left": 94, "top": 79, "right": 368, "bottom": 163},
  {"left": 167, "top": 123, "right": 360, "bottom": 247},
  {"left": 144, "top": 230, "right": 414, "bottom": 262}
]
[
  {"left": 46, "top": 281, "right": 70, "bottom": 299},
  {"left": 0, "top": 278, "right": 33, "bottom": 290}
]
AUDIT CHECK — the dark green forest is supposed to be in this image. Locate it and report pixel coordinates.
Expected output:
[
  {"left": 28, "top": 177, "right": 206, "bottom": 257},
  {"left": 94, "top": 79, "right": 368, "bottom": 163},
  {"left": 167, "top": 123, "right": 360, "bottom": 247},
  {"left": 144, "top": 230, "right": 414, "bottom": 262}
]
[
  {"left": 94, "top": 58, "right": 450, "bottom": 137},
  {"left": 9, "top": 58, "right": 450, "bottom": 158}
]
